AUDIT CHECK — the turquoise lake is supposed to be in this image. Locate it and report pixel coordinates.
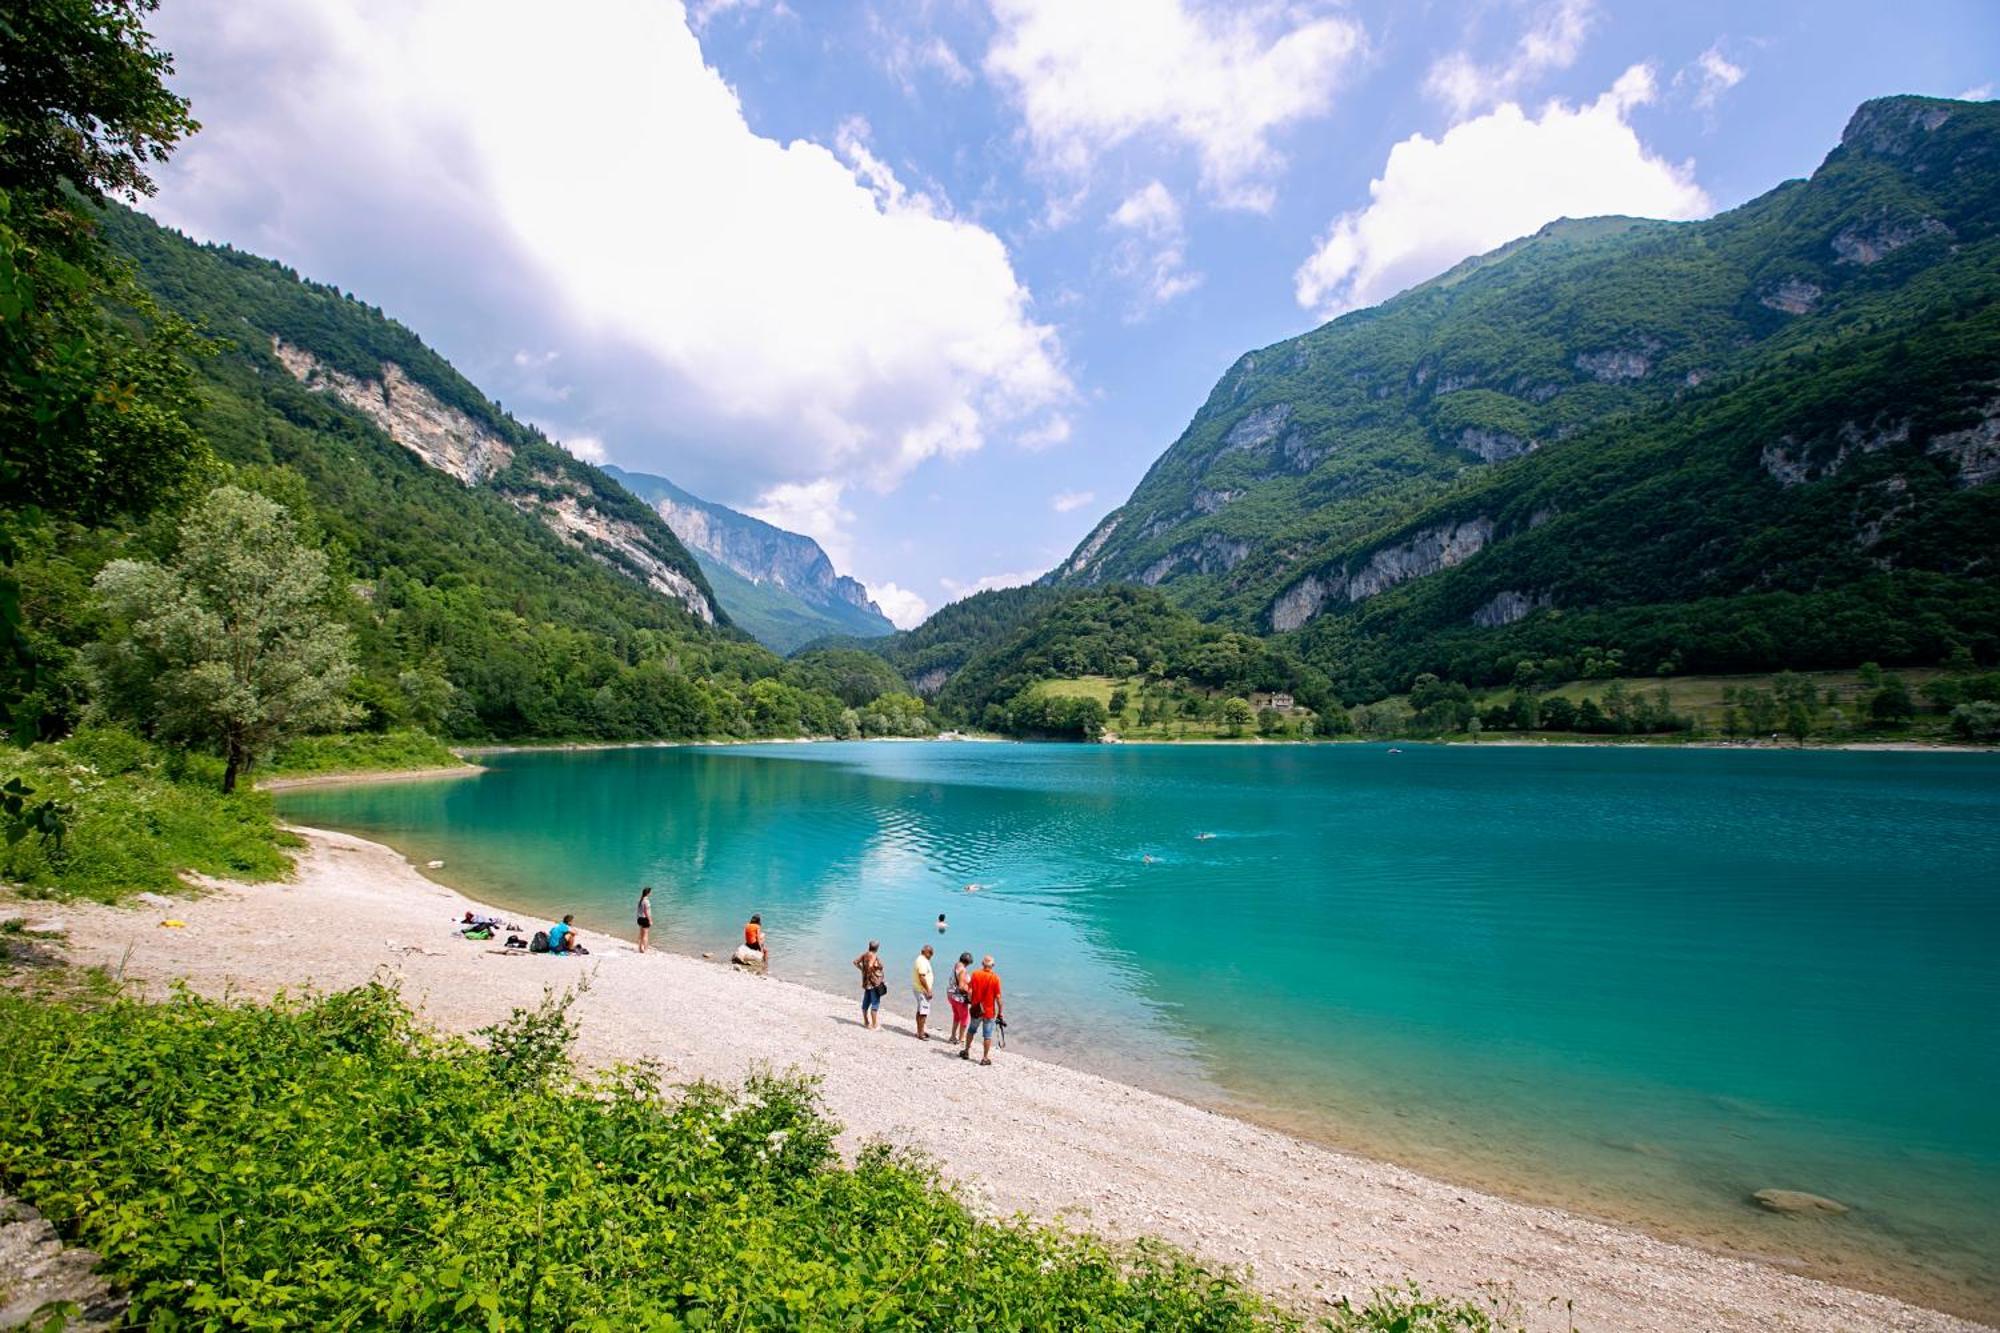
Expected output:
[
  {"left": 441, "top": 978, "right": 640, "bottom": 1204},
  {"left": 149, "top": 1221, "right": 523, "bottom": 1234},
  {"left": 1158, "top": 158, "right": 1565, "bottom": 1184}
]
[{"left": 275, "top": 742, "right": 2000, "bottom": 1318}]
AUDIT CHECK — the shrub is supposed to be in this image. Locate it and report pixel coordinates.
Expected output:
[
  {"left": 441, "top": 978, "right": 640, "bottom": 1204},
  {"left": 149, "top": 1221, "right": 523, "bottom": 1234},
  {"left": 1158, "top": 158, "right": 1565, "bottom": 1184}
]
[
  {"left": 0, "top": 984, "right": 1529, "bottom": 1330},
  {"left": 266, "top": 728, "right": 464, "bottom": 776},
  {"left": 0, "top": 731, "right": 293, "bottom": 900}
]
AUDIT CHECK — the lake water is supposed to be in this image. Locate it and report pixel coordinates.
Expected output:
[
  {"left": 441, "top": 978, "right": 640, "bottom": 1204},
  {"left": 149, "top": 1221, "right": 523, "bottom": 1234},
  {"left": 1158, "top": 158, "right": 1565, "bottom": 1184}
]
[{"left": 275, "top": 742, "right": 2000, "bottom": 1319}]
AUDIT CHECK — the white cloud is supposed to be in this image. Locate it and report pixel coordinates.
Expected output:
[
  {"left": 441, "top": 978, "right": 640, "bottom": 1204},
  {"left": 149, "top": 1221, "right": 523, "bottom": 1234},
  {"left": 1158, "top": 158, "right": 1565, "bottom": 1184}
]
[
  {"left": 939, "top": 568, "right": 1042, "bottom": 601},
  {"left": 1684, "top": 44, "right": 1744, "bottom": 111},
  {"left": 1295, "top": 65, "right": 1711, "bottom": 318},
  {"left": 1107, "top": 180, "right": 1201, "bottom": 316},
  {"left": 1425, "top": 0, "right": 1594, "bottom": 117},
  {"left": 867, "top": 581, "right": 931, "bottom": 629},
  {"left": 561, "top": 433, "right": 608, "bottom": 464},
  {"left": 1050, "top": 489, "right": 1095, "bottom": 513},
  {"left": 145, "top": 0, "right": 1072, "bottom": 566},
  {"left": 1017, "top": 415, "right": 1073, "bottom": 450},
  {"left": 871, "top": 10, "right": 973, "bottom": 95},
  {"left": 1957, "top": 83, "right": 1993, "bottom": 102},
  {"left": 746, "top": 479, "right": 856, "bottom": 567},
  {"left": 984, "top": 0, "right": 1365, "bottom": 212}
]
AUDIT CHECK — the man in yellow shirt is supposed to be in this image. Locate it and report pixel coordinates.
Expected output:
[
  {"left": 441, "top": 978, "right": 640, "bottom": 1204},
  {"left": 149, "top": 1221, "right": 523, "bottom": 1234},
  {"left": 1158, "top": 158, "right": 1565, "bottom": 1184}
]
[{"left": 912, "top": 944, "right": 936, "bottom": 1040}]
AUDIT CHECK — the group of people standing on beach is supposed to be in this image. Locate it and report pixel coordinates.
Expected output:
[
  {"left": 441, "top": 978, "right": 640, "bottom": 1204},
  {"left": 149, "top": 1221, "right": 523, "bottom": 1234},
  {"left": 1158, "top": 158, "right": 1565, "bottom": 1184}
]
[
  {"left": 853, "top": 937, "right": 1006, "bottom": 1065},
  {"left": 634, "top": 888, "right": 1006, "bottom": 1064}
]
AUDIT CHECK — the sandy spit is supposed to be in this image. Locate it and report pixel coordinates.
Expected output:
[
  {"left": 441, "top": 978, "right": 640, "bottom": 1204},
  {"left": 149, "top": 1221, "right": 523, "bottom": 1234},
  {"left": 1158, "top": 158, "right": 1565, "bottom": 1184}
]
[
  {"left": 34, "top": 827, "right": 1984, "bottom": 1333},
  {"left": 257, "top": 764, "right": 485, "bottom": 792}
]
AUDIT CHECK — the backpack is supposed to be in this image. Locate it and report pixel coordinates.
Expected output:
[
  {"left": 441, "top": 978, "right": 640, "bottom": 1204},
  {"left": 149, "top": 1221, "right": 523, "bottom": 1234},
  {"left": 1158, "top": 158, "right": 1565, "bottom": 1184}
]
[{"left": 530, "top": 930, "right": 550, "bottom": 954}]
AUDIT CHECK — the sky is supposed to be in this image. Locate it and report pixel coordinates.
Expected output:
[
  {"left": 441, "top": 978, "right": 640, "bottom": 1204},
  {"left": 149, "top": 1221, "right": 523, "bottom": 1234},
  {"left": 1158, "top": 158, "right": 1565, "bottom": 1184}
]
[{"left": 141, "top": 1, "right": 1996, "bottom": 627}]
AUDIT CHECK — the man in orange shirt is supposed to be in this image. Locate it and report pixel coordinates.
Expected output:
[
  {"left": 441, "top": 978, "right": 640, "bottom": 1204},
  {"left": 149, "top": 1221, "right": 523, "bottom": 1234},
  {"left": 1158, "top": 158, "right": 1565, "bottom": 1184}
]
[{"left": 961, "top": 954, "right": 1003, "bottom": 1066}]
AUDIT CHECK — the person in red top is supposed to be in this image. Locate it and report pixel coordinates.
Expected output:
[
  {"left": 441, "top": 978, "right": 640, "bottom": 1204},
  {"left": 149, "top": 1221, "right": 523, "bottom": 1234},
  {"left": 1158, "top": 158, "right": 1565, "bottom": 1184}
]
[
  {"left": 961, "top": 955, "right": 1003, "bottom": 1066},
  {"left": 744, "top": 914, "right": 765, "bottom": 956}
]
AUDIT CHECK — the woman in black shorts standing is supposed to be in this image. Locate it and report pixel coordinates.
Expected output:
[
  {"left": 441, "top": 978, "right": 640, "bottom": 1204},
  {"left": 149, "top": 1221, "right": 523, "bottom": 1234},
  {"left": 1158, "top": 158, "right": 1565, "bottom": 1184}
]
[{"left": 636, "top": 885, "right": 654, "bottom": 953}]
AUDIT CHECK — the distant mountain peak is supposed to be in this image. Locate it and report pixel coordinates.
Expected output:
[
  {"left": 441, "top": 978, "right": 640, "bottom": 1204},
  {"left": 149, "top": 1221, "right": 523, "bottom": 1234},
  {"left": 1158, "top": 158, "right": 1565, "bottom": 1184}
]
[{"left": 604, "top": 467, "right": 893, "bottom": 653}]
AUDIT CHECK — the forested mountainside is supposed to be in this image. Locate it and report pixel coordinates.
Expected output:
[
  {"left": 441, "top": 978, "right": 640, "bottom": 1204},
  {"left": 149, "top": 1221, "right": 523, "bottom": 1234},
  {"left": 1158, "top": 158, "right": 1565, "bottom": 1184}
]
[
  {"left": 1054, "top": 95, "right": 2000, "bottom": 699},
  {"left": 8, "top": 203, "right": 930, "bottom": 743},
  {"left": 605, "top": 466, "right": 893, "bottom": 653}
]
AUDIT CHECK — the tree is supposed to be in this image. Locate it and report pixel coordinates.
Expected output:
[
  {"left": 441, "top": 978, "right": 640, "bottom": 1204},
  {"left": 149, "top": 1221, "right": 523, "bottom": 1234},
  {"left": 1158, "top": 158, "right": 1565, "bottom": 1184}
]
[
  {"left": 1108, "top": 688, "right": 1129, "bottom": 715},
  {"left": 1868, "top": 674, "right": 1914, "bottom": 725},
  {"left": 1949, "top": 701, "right": 2000, "bottom": 741},
  {"left": 88, "top": 486, "right": 358, "bottom": 790},
  {"left": 1255, "top": 705, "right": 1283, "bottom": 737},
  {"left": 1221, "top": 697, "right": 1254, "bottom": 736},
  {"left": 1, "top": 0, "right": 206, "bottom": 736}
]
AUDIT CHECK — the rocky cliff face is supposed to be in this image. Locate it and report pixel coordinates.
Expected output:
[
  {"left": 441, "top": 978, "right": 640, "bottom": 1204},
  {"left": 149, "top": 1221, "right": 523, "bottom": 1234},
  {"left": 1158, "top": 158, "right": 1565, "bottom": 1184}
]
[
  {"left": 275, "top": 343, "right": 715, "bottom": 624},
  {"left": 604, "top": 468, "right": 893, "bottom": 650}
]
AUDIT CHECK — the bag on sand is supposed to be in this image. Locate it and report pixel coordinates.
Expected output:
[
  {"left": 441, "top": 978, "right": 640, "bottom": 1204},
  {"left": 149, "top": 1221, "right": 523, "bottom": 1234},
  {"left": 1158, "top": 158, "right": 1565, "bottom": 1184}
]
[{"left": 530, "top": 930, "right": 550, "bottom": 954}]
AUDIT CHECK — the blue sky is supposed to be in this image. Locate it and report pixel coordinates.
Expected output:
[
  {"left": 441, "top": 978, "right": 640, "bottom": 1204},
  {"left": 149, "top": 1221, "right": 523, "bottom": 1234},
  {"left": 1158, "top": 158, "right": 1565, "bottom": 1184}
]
[{"left": 144, "top": 1, "right": 1995, "bottom": 626}]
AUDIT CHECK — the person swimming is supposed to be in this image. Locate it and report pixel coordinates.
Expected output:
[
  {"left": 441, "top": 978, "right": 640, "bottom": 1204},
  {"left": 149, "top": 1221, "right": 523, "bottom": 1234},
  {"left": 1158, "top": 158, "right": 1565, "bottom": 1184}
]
[
  {"left": 1194, "top": 832, "right": 1214, "bottom": 841},
  {"left": 964, "top": 883, "right": 984, "bottom": 894},
  {"left": 937, "top": 913, "right": 948, "bottom": 932}
]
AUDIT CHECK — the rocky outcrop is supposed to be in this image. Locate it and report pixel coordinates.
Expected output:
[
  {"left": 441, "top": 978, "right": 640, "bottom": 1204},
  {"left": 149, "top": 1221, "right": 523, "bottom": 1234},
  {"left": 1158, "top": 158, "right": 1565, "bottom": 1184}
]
[
  {"left": 1925, "top": 394, "right": 2000, "bottom": 487},
  {"left": 273, "top": 340, "right": 512, "bottom": 484},
  {"left": 1761, "top": 418, "right": 1910, "bottom": 486},
  {"left": 1060, "top": 515, "right": 1120, "bottom": 582},
  {"left": 1759, "top": 279, "right": 1822, "bottom": 315},
  {"left": 1752, "top": 1189, "right": 1849, "bottom": 1216},
  {"left": 1140, "top": 535, "right": 1251, "bottom": 586},
  {"left": 1269, "top": 575, "right": 1328, "bottom": 632},
  {"left": 520, "top": 493, "right": 714, "bottom": 623},
  {"left": 911, "top": 667, "right": 950, "bottom": 697},
  {"left": 276, "top": 342, "right": 714, "bottom": 623},
  {"left": 1269, "top": 518, "right": 1495, "bottom": 630},
  {"left": 1471, "top": 588, "right": 1550, "bottom": 627},
  {"left": 1575, "top": 346, "right": 1655, "bottom": 382},
  {"left": 1192, "top": 488, "right": 1241, "bottom": 515},
  {"left": 0, "top": 1196, "right": 125, "bottom": 1330},
  {"left": 1223, "top": 402, "right": 1291, "bottom": 450},
  {"left": 1458, "top": 428, "right": 1536, "bottom": 463},
  {"left": 1831, "top": 213, "right": 1950, "bottom": 265},
  {"left": 1840, "top": 97, "right": 1953, "bottom": 157}
]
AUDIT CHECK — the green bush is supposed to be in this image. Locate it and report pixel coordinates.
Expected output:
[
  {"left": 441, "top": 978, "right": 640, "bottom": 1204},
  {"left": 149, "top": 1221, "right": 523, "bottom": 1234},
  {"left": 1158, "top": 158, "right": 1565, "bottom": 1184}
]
[
  {"left": 266, "top": 728, "right": 465, "bottom": 776},
  {"left": 0, "top": 983, "right": 1522, "bottom": 1331},
  {"left": 0, "top": 730, "right": 293, "bottom": 901}
]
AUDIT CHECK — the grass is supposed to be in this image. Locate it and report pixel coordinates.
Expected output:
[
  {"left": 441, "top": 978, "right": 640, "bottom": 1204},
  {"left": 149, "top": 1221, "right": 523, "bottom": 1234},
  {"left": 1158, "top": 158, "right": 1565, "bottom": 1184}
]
[
  {"left": 0, "top": 729, "right": 295, "bottom": 902},
  {"left": 0, "top": 981, "right": 1526, "bottom": 1332},
  {"left": 265, "top": 728, "right": 467, "bottom": 777}
]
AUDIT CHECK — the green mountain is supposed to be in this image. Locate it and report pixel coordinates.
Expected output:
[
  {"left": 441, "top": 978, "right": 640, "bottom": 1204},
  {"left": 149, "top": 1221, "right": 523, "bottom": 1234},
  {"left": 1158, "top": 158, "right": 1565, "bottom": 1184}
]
[
  {"left": 1052, "top": 96, "right": 2000, "bottom": 699},
  {"left": 604, "top": 467, "right": 893, "bottom": 654},
  {"left": 37, "top": 205, "right": 879, "bottom": 742}
]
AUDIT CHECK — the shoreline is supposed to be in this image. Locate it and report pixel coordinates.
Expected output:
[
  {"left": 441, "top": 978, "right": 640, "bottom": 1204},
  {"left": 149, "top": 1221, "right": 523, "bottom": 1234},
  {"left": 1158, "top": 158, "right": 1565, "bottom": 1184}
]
[
  {"left": 257, "top": 763, "right": 487, "bottom": 791},
  {"left": 454, "top": 733, "right": 1994, "bottom": 758},
  {"left": 27, "top": 826, "right": 1987, "bottom": 1333}
]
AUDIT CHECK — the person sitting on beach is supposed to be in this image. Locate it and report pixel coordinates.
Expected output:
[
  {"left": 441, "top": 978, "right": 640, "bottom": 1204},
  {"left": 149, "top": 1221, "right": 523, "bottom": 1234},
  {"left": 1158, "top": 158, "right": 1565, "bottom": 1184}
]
[
  {"left": 912, "top": 944, "right": 936, "bottom": 1040},
  {"left": 744, "top": 913, "right": 766, "bottom": 959},
  {"left": 948, "top": 951, "right": 973, "bottom": 1045},
  {"left": 961, "top": 955, "right": 1003, "bottom": 1066},
  {"left": 548, "top": 914, "right": 582, "bottom": 955},
  {"left": 854, "top": 940, "right": 886, "bottom": 1030}
]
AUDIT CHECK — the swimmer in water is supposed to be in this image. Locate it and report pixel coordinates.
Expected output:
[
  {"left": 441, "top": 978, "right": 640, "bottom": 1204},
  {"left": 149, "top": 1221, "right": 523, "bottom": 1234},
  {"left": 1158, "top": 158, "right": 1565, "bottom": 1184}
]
[
  {"left": 1143, "top": 854, "right": 1155, "bottom": 865},
  {"left": 1195, "top": 832, "right": 1214, "bottom": 841},
  {"left": 965, "top": 883, "right": 983, "bottom": 894},
  {"left": 937, "top": 913, "right": 948, "bottom": 932}
]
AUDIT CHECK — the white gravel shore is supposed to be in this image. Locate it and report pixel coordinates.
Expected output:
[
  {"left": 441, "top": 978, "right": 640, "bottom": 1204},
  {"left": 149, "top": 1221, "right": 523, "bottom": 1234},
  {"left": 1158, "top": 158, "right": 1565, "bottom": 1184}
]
[{"left": 30, "top": 826, "right": 1985, "bottom": 1333}]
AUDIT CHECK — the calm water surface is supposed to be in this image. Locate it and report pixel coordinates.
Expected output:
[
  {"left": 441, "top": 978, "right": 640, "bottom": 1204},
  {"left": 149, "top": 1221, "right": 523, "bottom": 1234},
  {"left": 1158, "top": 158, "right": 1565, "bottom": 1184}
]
[{"left": 277, "top": 742, "right": 2000, "bottom": 1318}]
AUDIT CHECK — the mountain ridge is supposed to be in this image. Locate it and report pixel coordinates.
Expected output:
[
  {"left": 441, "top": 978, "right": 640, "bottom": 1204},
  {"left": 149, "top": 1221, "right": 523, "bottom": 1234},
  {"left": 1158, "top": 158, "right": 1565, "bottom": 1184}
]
[
  {"left": 605, "top": 466, "right": 895, "bottom": 653},
  {"left": 1047, "top": 93, "right": 2000, "bottom": 696}
]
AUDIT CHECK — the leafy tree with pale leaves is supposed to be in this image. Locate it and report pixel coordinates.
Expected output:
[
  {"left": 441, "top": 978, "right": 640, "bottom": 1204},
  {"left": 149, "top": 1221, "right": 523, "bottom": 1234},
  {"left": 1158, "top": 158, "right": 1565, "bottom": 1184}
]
[{"left": 88, "top": 486, "right": 356, "bottom": 790}]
